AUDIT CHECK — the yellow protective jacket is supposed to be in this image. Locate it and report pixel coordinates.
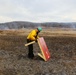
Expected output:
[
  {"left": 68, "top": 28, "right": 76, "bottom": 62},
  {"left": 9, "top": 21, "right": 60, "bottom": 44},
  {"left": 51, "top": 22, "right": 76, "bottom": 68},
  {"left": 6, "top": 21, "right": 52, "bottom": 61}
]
[{"left": 27, "top": 30, "right": 39, "bottom": 41}]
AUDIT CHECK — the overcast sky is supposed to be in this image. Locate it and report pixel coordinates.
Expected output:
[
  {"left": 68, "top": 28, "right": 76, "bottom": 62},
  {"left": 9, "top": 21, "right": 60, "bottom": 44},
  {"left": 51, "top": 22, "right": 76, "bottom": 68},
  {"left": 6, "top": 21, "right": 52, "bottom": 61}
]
[{"left": 0, "top": 0, "right": 76, "bottom": 23}]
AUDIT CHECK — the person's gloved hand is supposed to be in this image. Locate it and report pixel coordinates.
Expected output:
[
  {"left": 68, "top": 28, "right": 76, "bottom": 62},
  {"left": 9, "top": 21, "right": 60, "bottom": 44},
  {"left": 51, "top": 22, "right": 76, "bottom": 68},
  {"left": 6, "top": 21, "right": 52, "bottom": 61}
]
[{"left": 35, "top": 39, "right": 38, "bottom": 42}]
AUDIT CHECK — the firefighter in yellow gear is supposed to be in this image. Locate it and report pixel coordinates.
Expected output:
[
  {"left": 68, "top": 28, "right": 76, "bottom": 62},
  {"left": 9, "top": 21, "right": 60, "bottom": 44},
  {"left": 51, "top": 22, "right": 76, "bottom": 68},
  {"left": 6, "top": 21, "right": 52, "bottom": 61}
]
[{"left": 27, "top": 27, "right": 42, "bottom": 59}]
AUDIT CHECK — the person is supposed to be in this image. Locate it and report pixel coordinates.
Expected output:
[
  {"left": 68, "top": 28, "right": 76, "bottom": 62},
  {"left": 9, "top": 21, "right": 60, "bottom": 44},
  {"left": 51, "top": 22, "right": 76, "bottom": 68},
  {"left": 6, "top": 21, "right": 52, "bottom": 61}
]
[{"left": 27, "top": 27, "right": 42, "bottom": 59}]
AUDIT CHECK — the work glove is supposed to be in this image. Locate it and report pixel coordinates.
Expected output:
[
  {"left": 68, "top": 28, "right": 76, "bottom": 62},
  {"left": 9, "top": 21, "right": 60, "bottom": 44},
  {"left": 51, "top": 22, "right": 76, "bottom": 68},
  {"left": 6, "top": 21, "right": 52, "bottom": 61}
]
[{"left": 35, "top": 39, "right": 38, "bottom": 42}]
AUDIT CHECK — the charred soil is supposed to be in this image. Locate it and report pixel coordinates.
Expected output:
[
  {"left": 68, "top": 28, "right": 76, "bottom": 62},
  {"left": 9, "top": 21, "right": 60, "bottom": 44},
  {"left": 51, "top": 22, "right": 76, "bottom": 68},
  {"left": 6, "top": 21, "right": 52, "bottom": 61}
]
[{"left": 0, "top": 30, "right": 76, "bottom": 75}]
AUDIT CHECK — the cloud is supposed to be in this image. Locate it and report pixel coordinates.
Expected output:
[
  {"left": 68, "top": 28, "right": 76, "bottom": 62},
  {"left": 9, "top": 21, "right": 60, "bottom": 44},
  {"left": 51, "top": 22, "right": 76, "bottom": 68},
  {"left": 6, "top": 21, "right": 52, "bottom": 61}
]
[
  {"left": 0, "top": 0, "right": 76, "bottom": 23},
  {"left": 0, "top": 16, "right": 13, "bottom": 23}
]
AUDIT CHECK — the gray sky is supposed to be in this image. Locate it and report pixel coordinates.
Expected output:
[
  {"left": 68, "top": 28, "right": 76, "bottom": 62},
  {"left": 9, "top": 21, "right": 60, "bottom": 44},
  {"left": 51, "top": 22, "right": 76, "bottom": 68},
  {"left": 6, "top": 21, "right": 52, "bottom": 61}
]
[{"left": 0, "top": 0, "right": 76, "bottom": 23}]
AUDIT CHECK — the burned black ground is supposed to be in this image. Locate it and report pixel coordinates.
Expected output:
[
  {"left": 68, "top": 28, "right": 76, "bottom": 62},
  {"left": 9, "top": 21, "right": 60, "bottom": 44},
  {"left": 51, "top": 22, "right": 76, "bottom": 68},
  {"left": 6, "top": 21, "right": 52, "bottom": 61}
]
[{"left": 0, "top": 33, "right": 76, "bottom": 75}]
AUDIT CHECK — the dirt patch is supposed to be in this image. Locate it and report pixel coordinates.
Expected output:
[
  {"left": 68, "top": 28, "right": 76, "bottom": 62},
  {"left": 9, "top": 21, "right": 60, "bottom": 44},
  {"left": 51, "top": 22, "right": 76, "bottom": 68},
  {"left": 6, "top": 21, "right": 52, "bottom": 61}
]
[{"left": 0, "top": 30, "right": 76, "bottom": 75}]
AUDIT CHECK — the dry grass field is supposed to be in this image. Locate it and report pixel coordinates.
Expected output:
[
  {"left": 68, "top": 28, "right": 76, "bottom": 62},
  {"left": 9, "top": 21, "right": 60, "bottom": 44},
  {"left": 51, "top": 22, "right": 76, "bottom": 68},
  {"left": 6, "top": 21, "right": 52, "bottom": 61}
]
[{"left": 0, "top": 28, "right": 76, "bottom": 75}]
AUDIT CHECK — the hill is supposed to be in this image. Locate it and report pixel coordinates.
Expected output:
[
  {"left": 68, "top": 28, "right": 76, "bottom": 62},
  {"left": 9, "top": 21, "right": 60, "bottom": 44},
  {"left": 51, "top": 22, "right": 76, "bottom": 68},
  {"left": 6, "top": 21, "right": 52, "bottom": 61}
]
[{"left": 0, "top": 21, "right": 76, "bottom": 30}]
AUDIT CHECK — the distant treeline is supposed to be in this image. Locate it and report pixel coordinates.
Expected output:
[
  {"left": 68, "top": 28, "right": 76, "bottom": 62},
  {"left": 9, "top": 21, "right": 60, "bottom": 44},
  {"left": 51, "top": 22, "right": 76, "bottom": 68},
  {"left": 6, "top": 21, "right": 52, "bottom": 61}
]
[{"left": 0, "top": 21, "right": 76, "bottom": 30}]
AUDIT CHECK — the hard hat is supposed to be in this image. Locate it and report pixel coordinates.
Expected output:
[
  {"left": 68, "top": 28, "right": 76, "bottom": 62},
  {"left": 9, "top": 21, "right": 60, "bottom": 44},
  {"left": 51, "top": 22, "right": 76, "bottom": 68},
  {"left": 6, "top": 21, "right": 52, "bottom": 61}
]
[{"left": 37, "top": 27, "right": 42, "bottom": 32}]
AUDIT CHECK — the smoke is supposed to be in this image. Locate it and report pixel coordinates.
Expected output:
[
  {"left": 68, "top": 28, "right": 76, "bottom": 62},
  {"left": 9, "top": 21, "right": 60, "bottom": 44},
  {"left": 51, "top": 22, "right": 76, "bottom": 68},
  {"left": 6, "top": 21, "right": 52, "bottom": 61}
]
[
  {"left": 0, "top": 25, "right": 9, "bottom": 30},
  {"left": 0, "top": 22, "right": 76, "bottom": 30},
  {"left": 71, "top": 23, "right": 76, "bottom": 29}
]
